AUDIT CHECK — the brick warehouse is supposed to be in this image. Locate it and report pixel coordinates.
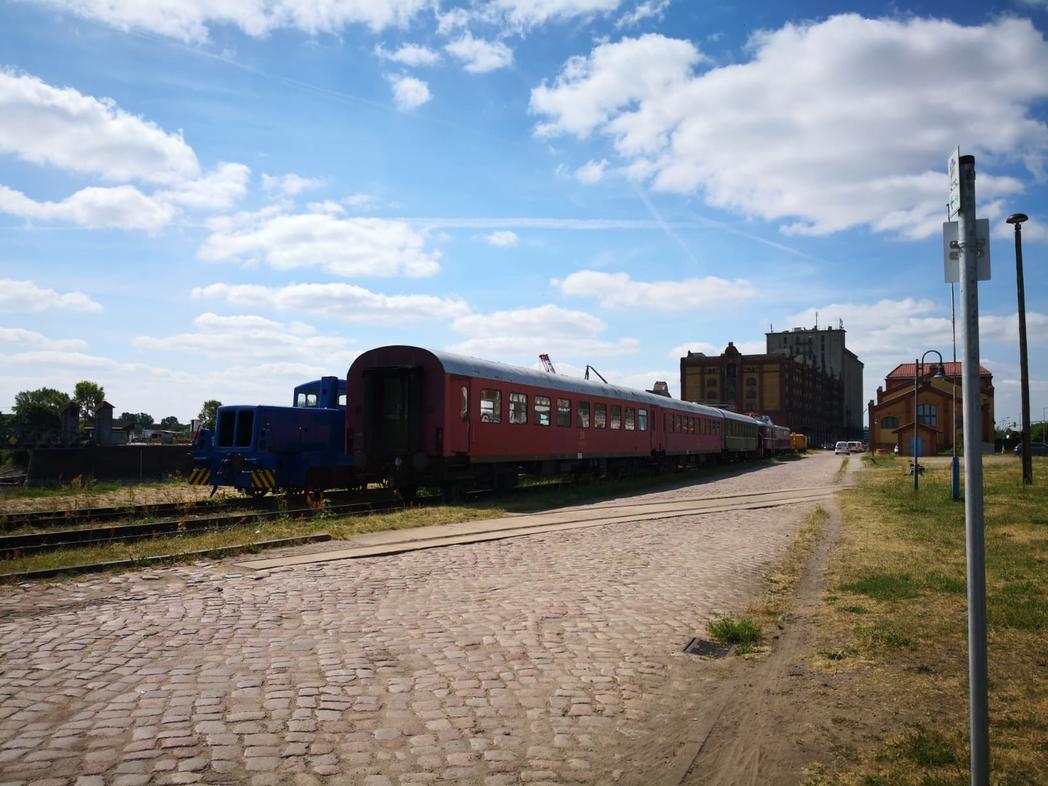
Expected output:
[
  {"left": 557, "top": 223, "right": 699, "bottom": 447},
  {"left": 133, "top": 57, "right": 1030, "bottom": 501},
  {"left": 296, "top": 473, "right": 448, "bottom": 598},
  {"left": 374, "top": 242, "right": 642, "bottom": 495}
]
[{"left": 680, "top": 342, "right": 844, "bottom": 445}]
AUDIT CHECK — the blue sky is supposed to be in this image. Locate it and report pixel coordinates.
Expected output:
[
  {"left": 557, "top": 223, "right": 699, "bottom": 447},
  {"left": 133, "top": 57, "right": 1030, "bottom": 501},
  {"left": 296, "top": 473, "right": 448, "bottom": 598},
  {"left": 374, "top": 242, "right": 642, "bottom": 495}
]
[{"left": 1, "top": 0, "right": 1046, "bottom": 427}]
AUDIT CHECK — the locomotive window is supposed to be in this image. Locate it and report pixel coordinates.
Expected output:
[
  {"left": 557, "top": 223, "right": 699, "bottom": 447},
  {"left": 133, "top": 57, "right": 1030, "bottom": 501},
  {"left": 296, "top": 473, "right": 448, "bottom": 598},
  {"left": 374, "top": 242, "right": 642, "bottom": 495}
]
[
  {"left": 610, "top": 405, "right": 621, "bottom": 430},
  {"left": 509, "top": 392, "right": 528, "bottom": 424},
  {"left": 460, "top": 386, "right": 468, "bottom": 420},
  {"left": 557, "top": 398, "right": 571, "bottom": 427},
  {"left": 217, "top": 411, "right": 235, "bottom": 447},
  {"left": 577, "top": 401, "right": 590, "bottom": 428},
  {"left": 235, "top": 410, "right": 254, "bottom": 447},
  {"left": 535, "top": 396, "right": 551, "bottom": 426},
  {"left": 638, "top": 409, "right": 648, "bottom": 431},
  {"left": 625, "top": 407, "right": 635, "bottom": 431},
  {"left": 594, "top": 403, "right": 607, "bottom": 429},
  {"left": 296, "top": 393, "right": 319, "bottom": 407},
  {"left": 480, "top": 389, "right": 502, "bottom": 423},
  {"left": 338, "top": 394, "right": 347, "bottom": 406}
]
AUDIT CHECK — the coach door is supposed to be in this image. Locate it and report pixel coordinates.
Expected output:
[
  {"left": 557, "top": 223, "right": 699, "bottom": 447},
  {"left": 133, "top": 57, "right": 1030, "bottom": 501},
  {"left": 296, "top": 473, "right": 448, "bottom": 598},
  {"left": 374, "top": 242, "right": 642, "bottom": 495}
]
[
  {"left": 448, "top": 376, "right": 470, "bottom": 454},
  {"left": 363, "top": 366, "right": 421, "bottom": 461}
]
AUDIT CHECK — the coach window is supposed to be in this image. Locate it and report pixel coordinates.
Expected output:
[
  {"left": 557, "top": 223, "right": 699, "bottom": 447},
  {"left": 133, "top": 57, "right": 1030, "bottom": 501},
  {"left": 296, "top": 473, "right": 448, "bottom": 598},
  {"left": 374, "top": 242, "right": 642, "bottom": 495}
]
[
  {"left": 557, "top": 398, "right": 571, "bottom": 427},
  {"left": 638, "top": 409, "right": 648, "bottom": 431},
  {"left": 674, "top": 414, "right": 681, "bottom": 433},
  {"left": 577, "top": 400, "right": 590, "bottom": 428},
  {"left": 535, "top": 396, "right": 551, "bottom": 426},
  {"left": 480, "top": 389, "right": 502, "bottom": 423},
  {"left": 460, "top": 386, "right": 468, "bottom": 420},
  {"left": 509, "top": 392, "right": 528, "bottom": 424},
  {"left": 625, "top": 407, "right": 635, "bottom": 431},
  {"left": 594, "top": 403, "right": 607, "bottom": 429},
  {"left": 610, "top": 405, "right": 621, "bottom": 430}
]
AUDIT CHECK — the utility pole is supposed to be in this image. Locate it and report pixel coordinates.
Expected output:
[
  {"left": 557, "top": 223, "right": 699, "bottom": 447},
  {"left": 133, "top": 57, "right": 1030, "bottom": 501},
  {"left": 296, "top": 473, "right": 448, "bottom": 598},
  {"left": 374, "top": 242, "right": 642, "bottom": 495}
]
[{"left": 957, "top": 153, "right": 990, "bottom": 785}]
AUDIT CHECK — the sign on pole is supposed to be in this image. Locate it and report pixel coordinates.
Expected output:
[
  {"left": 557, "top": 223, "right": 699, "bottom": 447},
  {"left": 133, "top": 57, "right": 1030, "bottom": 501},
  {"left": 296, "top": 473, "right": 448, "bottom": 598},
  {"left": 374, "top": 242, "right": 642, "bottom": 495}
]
[
  {"left": 948, "top": 147, "right": 961, "bottom": 220},
  {"left": 943, "top": 219, "right": 991, "bottom": 282}
]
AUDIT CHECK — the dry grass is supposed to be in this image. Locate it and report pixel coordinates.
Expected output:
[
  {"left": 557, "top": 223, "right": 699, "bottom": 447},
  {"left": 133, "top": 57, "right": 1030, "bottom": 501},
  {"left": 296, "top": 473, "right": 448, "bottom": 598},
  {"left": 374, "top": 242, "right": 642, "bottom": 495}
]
[{"left": 805, "top": 455, "right": 1048, "bottom": 785}]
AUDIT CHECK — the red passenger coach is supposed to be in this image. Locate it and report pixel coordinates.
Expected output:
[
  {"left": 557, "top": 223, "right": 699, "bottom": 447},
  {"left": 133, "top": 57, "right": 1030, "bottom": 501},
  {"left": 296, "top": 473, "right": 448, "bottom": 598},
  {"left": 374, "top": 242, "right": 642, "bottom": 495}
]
[{"left": 346, "top": 345, "right": 746, "bottom": 497}]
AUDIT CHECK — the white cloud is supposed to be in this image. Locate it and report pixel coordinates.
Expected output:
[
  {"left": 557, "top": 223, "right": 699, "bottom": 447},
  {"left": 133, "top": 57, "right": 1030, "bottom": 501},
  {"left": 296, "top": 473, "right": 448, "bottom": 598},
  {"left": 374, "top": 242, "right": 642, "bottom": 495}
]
[
  {"left": 193, "top": 282, "right": 470, "bottom": 322},
  {"left": 615, "top": 0, "right": 669, "bottom": 28},
  {"left": 134, "top": 312, "right": 358, "bottom": 363},
  {"left": 261, "top": 172, "right": 325, "bottom": 196},
  {"left": 553, "top": 269, "right": 757, "bottom": 310},
  {"left": 574, "top": 159, "right": 607, "bottom": 184},
  {"left": 668, "top": 341, "right": 719, "bottom": 359},
  {"left": 198, "top": 208, "right": 442, "bottom": 277},
  {"left": 0, "top": 184, "right": 176, "bottom": 230},
  {"left": 447, "top": 304, "right": 638, "bottom": 359},
  {"left": 445, "top": 33, "right": 514, "bottom": 73},
  {"left": 306, "top": 199, "right": 345, "bottom": 214},
  {"left": 0, "top": 280, "right": 102, "bottom": 313},
  {"left": 375, "top": 43, "right": 441, "bottom": 67},
  {"left": 389, "top": 74, "right": 432, "bottom": 110},
  {"left": 484, "top": 230, "right": 519, "bottom": 247},
  {"left": 493, "top": 0, "right": 624, "bottom": 27},
  {"left": 343, "top": 192, "right": 377, "bottom": 207},
  {"left": 530, "top": 17, "right": 1048, "bottom": 239},
  {"left": 28, "top": 0, "right": 430, "bottom": 43},
  {"left": 157, "top": 163, "right": 250, "bottom": 211},
  {"left": 0, "top": 327, "right": 88, "bottom": 351},
  {"left": 0, "top": 69, "right": 199, "bottom": 184}
]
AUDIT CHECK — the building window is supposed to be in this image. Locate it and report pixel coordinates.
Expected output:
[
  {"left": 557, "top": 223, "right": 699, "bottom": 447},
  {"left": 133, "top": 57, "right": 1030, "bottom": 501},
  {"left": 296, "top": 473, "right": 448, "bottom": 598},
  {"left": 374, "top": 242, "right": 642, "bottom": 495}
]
[
  {"left": 557, "top": 398, "right": 571, "bottom": 427},
  {"left": 535, "top": 396, "right": 551, "bottom": 426},
  {"left": 917, "top": 403, "right": 937, "bottom": 428},
  {"left": 881, "top": 416, "right": 899, "bottom": 429},
  {"left": 745, "top": 378, "right": 757, "bottom": 386},
  {"left": 509, "top": 392, "right": 528, "bottom": 424},
  {"left": 480, "top": 389, "right": 501, "bottom": 423}
]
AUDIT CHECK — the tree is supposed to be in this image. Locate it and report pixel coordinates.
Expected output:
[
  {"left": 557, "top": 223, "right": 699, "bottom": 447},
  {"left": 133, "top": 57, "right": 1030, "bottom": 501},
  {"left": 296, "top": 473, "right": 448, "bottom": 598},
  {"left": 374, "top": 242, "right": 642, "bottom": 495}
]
[
  {"left": 73, "top": 380, "right": 105, "bottom": 422},
  {"left": 198, "top": 400, "right": 221, "bottom": 431},
  {"left": 117, "top": 412, "right": 154, "bottom": 435},
  {"left": 159, "top": 416, "right": 182, "bottom": 431},
  {"left": 13, "top": 387, "right": 70, "bottom": 432}
]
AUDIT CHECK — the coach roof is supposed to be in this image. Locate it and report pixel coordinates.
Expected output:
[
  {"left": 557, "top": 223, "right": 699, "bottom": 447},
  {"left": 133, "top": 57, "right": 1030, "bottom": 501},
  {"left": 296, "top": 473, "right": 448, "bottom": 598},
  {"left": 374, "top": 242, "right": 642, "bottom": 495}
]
[{"left": 358, "top": 345, "right": 740, "bottom": 421}]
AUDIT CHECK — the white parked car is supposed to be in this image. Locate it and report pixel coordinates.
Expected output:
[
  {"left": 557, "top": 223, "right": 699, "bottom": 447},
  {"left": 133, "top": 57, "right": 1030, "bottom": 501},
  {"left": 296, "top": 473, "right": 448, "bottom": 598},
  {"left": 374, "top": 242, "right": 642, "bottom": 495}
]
[
  {"left": 835, "top": 441, "right": 850, "bottom": 455},
  {"left": 847, "top": 441, "right": 864, "bottom": 453}
]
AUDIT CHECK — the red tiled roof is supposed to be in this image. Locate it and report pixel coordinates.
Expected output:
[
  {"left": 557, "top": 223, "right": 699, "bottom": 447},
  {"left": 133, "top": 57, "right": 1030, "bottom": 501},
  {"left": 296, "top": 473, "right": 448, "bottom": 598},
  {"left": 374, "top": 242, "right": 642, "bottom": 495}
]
[{"left": 887, "top": 361, "right": 991, "bottom": 379}]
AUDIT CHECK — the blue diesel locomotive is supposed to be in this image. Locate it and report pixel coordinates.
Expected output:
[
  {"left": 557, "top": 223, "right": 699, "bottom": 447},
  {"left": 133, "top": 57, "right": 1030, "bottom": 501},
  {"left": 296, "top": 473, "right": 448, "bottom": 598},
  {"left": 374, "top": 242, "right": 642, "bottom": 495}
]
[{"left": 188, "top": 377, "right": 354, "bottom": 496}]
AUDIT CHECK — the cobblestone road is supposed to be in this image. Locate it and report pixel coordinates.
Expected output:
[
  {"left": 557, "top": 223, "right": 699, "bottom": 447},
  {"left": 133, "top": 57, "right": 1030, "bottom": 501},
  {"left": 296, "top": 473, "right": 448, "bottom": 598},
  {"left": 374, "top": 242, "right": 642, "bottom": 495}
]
[{"left": 0, "top": 454, "right": 845, "bottom": 785}]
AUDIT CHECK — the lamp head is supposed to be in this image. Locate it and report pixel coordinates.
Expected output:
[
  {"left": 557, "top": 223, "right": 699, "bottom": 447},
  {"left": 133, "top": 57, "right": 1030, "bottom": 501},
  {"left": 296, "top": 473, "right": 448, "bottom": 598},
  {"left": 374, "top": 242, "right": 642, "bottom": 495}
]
[
  {"left": 1006, "top": 213, "right": 1028, "bottom": 225},
  {"left": 933, "top": 363, "right": 946, "bottom": 380}
]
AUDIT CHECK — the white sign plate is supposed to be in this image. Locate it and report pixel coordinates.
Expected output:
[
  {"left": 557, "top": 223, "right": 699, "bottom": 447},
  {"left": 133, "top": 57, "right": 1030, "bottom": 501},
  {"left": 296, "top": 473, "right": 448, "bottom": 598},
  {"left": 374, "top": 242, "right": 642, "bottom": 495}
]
[
  {"left": 943, "top": 219, "right": 990, "bottom": 282},
  {"left": 947, "top": 147, "right": 961, "bottom": 219}
]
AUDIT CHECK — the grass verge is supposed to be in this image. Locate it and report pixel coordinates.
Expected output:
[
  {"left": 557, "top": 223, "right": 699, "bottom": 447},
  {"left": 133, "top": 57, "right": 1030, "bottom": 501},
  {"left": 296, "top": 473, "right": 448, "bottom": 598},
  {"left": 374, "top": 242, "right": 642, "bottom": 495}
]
[{"left": 805, "top": 455, "right": 1048, "bottom": 785}]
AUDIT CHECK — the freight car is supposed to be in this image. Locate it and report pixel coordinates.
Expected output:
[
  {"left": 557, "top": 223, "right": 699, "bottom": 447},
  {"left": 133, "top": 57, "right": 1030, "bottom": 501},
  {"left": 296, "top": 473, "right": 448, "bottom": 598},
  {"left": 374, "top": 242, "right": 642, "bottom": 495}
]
[
  {"left": 189, "top": 376, "right": 354, "bottom": 496},
  {"left": 346, "top": 345, "right": 765, "bottom": 498}
]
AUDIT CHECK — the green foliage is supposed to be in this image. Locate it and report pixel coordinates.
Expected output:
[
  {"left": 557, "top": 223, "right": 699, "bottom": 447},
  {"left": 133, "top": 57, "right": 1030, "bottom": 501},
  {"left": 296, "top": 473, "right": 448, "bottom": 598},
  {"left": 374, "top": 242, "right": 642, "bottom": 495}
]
[
  {"left": 118, "top": 412, "right": 155, "bottom": 433},
  {"left": 13, "top": 387, "right": 70, "bottom": 431},
  {"left": 903, "top": 726, "right": 958, "bottom": 767},
  {"left": 72, "top": 380, "right": 105, "bottom": 419},
  {"left": 159, "top": 416, "right": 183, "bottom": 430},
  {"left": 198, "top": 400, "right": 222, "bottom": 430}
]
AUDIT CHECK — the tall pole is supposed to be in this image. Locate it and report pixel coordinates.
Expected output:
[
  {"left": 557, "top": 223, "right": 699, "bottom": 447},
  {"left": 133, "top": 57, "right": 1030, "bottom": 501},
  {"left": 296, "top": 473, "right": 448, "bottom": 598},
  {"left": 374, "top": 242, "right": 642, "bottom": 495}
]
[
  {"left": 951, "top": 285, "right": 960, "bottom": 500},
  {"left": 913, "top": 358, "right": 921, "bottom": 491},
  {"left": 1007, "top": 213, "right": 1032, "bottom": 484},
  {"left": 958, "top": 154, "right": 989, "bottom": 785}
]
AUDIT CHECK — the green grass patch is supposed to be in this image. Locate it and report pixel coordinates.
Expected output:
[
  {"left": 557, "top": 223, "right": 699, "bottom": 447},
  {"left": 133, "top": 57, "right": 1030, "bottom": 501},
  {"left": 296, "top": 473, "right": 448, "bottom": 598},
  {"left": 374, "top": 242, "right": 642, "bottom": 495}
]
[
  {"left": 902, "top": 726, "right": 958, "bottom": 767},
  {"left": 707, "top": 615, "right": 761, "bottom": 646},
  {"left": 840, "top": 572, "right": 920, "bottom": 602}
]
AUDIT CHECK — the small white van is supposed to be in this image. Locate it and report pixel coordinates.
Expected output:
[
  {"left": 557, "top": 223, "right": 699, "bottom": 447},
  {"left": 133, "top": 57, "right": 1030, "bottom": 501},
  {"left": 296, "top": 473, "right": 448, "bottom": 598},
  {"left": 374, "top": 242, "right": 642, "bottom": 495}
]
[{"left": 847, "top": 441, "right": 864, "bottom": 453}]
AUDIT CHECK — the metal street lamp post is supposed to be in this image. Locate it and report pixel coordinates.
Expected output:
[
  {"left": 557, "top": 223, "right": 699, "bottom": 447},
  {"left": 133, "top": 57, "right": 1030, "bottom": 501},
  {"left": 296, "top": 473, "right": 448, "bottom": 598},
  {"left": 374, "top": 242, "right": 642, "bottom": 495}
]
[
  {"left": 913, "top": 350, "right": 947, "bottom": 491},
  {"left": 1006, "top": 213, "right": 1033, "bottom": 484}
]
